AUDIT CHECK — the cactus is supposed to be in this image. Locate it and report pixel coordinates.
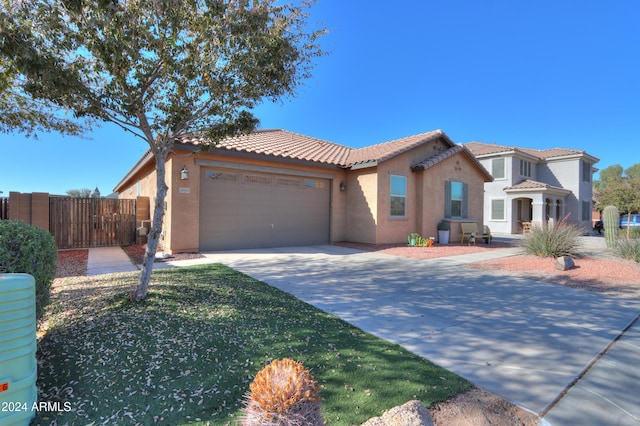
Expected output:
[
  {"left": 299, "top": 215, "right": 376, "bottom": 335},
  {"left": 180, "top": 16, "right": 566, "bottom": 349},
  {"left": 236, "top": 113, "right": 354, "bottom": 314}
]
[
  {"left": 603, "top": 205, "right": 619, "bottom": 248},
  {"left": 240, "top": 358, "right": 324, "bottom": 426}
]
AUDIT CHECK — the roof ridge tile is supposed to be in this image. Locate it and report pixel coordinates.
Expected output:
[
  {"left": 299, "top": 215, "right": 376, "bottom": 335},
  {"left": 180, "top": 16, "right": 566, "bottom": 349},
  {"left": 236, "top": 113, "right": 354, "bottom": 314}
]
[{"left": 465, "top": 141, "right": 596, "bottom": 161}]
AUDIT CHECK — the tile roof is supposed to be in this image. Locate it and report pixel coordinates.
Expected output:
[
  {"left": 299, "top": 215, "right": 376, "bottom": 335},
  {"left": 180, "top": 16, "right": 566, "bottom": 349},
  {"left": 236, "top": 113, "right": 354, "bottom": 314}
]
[
  {"left": 504, "top": 179, "right": 570, "bottom": 194},
  {"left": 177, "top": 129, "right": 353, "bottom": 166},
  {"left": 412, "top": 145, "right": 465, "bottom": 170},
  {"left": 411, "top": 145, "right": 494, "bottom": 181},
  {"left": 177, "top": 129, "right": 453, "bottom": 168},
  {"left": 464, "top": 141, "right": 596, "bottom": 161},
  {"left": 115, "top": 128, "right": 494, "bottom": 192},
  {"left": 519, "top": 147, "right": 588, "bottom": 160},
  {"left": 346, "top": 130, "right": 449, "bottom": 167}
]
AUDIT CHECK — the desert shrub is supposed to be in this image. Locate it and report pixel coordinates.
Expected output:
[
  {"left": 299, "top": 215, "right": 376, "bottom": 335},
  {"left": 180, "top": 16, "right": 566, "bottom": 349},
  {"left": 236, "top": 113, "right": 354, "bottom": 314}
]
[
  {"left": 616, "top": 238, "right": 640, "bottom": 263},
  {"left": 0, "top": 220, "right": 57, "bottom": 320},
  {"left": 241, "top": 358, "right": 324, "bottom": 426},
  {"left": 522, "top": 220, "right": 581, "bottom": 258},
  {"left": 619, "top": 226, "right": 640, "bottom": 240}
]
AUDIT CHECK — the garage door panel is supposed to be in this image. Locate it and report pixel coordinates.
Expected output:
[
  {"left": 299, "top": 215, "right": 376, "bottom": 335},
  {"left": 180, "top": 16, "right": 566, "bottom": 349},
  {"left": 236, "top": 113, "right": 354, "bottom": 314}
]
[{"left": 199, "top": 168, "right": 330, "bottom": 250}]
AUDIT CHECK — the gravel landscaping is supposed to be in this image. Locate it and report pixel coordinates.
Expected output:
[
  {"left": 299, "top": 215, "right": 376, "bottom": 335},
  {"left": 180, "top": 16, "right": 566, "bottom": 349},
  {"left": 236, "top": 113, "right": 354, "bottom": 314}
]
[{"left": 337, "top": 241, "right": 640, "bottom": 299}]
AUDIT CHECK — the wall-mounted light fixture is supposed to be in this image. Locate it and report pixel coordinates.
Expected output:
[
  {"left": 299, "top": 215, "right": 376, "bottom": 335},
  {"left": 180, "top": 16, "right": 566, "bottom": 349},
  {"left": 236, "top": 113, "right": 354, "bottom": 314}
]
[
  {"left": 339, "top": 181, "right": 346, "bottom": 192},
  {"left": 180, "top": 166, "right": 189, "bottom": 180}
]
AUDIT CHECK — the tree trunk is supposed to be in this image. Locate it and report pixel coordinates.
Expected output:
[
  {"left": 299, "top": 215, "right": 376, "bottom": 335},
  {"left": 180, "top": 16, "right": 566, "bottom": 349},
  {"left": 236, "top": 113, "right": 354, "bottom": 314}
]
[{"left": 130, "top": 149, "right": 169, "bottom": 301}]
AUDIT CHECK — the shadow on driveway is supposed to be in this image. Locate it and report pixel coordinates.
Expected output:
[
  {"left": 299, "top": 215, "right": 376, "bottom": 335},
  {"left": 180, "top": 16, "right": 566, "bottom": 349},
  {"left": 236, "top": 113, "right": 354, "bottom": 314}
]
[{"left": 201, "top": 245, "right": 640, "bottom": 416}]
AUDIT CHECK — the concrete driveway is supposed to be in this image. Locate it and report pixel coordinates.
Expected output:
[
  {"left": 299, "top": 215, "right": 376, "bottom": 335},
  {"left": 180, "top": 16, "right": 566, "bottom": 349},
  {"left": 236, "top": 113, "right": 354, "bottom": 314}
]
[{"left": 199, "top": 244, "right": 640, "bottom": 420}]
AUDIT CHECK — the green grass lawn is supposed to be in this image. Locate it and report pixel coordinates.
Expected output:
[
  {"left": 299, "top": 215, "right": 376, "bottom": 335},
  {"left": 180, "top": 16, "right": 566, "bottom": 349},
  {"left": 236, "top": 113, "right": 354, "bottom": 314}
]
[{"left": 36, "top": 264, "right": 470, "bottom": 425}]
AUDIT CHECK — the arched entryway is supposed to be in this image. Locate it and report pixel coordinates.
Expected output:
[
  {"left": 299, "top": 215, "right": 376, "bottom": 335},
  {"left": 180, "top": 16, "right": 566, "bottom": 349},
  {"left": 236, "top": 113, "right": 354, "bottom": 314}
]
[{"left": 513, "top": 197, "right": 533, "bottom": 233}]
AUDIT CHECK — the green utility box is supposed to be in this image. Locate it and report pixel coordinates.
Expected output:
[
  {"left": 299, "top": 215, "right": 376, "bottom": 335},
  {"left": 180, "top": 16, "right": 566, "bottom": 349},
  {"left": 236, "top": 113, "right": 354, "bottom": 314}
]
[{"left": 0, "top": 273, "right": 37, "bottom": 426}]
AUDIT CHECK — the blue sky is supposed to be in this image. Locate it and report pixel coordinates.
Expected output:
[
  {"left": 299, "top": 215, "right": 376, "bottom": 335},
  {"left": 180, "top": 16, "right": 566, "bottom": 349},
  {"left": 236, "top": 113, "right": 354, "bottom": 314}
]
[{"left": 1, "top": 0, "right": 638, "bottom": 196}]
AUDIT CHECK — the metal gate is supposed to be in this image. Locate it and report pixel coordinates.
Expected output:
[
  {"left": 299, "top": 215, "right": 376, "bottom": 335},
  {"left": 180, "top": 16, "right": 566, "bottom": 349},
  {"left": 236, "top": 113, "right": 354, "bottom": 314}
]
[{"left": 49, "top": 197, "right": 136, "bottom": 249}]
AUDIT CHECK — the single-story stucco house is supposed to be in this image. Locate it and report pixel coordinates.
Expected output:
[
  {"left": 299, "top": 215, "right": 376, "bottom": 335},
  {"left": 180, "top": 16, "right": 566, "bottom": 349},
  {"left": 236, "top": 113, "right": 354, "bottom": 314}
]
[{"left": 114, "top": 129, "right": 493, "bottom": 253}]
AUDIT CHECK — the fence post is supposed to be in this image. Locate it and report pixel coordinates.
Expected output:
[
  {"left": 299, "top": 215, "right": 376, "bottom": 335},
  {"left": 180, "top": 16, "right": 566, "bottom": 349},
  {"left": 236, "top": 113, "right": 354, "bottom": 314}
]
[
  {"left": 8, "top": 192, "right": 49, "bottom": 231},
  {"left": 8, "top": 192, "right": 23, "bottom": 222},
  {"left": 31, "top": 193, "right": 50, "bottom": 231}
]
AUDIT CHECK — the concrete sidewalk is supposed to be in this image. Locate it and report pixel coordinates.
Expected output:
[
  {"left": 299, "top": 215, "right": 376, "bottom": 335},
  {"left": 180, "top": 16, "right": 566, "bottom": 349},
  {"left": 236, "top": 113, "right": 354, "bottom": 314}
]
[
  {"left": 543, "top": 316, "right": 640, "bottom": 425},
  {"left": 86, "top": 240, "right": 640, "bottom": 425},
  {"left": 86, "top": 246, "right": 138, "bottom": 275}
]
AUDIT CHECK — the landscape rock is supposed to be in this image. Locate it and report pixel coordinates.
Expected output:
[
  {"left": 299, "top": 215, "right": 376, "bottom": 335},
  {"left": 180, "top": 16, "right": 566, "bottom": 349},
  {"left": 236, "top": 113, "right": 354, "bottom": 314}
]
[
  {"left": 555, "top": 256, "right": 575, "bottom": 271},
  {"left": 361, "top": 400, "right": 434, "bottom": 426}
]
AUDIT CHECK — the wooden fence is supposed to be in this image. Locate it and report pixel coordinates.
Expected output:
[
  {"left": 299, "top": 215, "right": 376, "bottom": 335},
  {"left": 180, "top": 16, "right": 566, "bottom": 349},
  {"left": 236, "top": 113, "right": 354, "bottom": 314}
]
[{"left": 49, "top": 197, "right": 137, "bottom": 249}]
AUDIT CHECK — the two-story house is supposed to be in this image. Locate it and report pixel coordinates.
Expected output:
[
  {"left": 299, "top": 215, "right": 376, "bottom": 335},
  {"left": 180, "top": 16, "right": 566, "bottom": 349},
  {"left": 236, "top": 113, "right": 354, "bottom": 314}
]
[{"left": 464, "top": 142, "right": 599, "bottom": 234}]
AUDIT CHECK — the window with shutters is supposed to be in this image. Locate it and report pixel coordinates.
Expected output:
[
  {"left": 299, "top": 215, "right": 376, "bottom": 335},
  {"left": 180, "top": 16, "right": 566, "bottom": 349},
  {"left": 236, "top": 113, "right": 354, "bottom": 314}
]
[
  {"left": 582, "top": 160, "right": 592, "bottom": 182},
  {"left": 444, "top": 181, "right": 468, "bottom": 218}
]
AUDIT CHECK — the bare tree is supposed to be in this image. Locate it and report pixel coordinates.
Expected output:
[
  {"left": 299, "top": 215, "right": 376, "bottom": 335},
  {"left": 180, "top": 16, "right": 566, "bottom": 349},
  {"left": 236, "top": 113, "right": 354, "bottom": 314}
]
[{"left": 1, "top": 0, "right": 325, "bottom": 300}]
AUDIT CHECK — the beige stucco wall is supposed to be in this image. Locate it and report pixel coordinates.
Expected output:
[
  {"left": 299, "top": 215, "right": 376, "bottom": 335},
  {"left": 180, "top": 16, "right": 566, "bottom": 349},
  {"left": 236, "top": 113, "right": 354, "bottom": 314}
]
[
  {"left": 115, "top": 138, "right": 488, "bottom": 251},
  {"left": 344, "top": 169, "right": 378, "bottom": 243},
  {"left": 165, "top": 156, "right": 203, "bottom": 253},
  {"left": 117, "top": 155, "right": 167, "bottom": 249},
  {"left": 375, "top": 159, "right": 416, "bottom": 244},
  {"left": 118, "top": 154, "right": 169, "bottom": 249},
  {"left": 117, "top": 150, "right": 349, "bottom": 253},
  {"left": 354, "top": 141, "right": 488, "bottom": 245},
  {"left": 417, "top": 154, "right": 487, "bottom": 243},
  {"left": 330, "top": 170, "right": 349, "bottom": 242},
  {"left": 368, "top": 138, "right": 459, "bottom": 245}
]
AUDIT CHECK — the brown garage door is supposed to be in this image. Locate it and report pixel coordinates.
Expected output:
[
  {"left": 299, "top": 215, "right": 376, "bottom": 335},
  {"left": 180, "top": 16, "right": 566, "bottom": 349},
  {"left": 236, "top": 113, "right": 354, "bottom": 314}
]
[{"left": 199, "top": 168, "right": 331, "bottom": 251}]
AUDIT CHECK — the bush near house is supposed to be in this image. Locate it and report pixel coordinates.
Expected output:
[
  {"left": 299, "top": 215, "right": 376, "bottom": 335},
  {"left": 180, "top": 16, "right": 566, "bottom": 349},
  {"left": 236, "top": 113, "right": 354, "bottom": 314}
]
[
  {"left": 616, "top": 236, "right": 640, "bottom": 263},
  {"left": 521, "top": 220, "right": 581, "bottom": 258},
  {"left": 620, "top": 226, "right": 640, "bottom": 239},
  {"left": 0, "top": 220, "right": 57, "bottom": 320}
]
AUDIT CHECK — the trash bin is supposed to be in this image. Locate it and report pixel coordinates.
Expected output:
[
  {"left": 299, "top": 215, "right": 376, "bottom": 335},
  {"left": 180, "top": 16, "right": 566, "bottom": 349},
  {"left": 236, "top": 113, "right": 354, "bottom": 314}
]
[{"left": 0, "top": 273, "right": 37, "bottom": 426}]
